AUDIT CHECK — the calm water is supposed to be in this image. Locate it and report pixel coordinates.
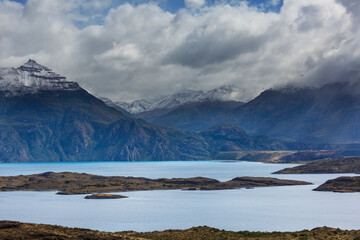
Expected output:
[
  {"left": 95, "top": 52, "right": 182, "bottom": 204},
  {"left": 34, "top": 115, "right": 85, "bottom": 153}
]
[{"left": 0, "top": 161, "right": 359, "bottom": 232}]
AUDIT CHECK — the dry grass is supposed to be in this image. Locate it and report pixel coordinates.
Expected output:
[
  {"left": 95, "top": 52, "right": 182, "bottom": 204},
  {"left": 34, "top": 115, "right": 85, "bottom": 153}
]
[{"left": 1, "top": 221, "right": 360, "bottom": 240}]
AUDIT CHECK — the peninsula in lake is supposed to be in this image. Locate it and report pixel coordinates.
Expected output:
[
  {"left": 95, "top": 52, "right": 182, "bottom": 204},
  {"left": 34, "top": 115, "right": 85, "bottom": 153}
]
[
  {"left": 0, "top": 172, "right": 311, "bottom": 195},
  {"left": 274, "top": 157, "right": 360, "bottom": 174}
]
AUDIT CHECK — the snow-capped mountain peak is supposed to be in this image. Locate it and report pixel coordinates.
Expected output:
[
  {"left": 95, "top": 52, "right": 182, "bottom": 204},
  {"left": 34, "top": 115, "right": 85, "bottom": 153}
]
[
  {"left": 19, "top": 59, "right": 54, "bottom": 72},
  {"left": 0, "top": 60, "right": 80, "bottom": 96},
  {"left": 116, "top": 85, "right": 244, "bottom": 114}
]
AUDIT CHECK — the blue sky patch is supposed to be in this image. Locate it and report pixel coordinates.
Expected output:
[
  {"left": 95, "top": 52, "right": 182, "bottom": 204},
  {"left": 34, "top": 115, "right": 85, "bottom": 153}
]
[{"left": 10, "top": 0, "right": 283, "bottom": 13}]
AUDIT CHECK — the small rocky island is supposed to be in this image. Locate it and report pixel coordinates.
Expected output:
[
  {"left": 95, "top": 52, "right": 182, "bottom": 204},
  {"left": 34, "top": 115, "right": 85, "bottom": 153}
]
[
  {"left": 0, "top": 172, "right": 311, "bottom": 195},
  {"left": 273, "top": 157, "right": 360, "bottom": 174},
  {"left": 314, "top": 176, "right": 360, "bottom": 193},
  {"left": 85, "top": 194, "right": 128, "bottom": 199}
]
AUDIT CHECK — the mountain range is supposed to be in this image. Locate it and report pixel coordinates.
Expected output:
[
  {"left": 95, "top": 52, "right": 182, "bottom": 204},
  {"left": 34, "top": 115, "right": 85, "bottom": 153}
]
[
  {"left": 0, "top": 60, "right": 306, "bottom": 162},
  {"left": 110, "top": 81, "right": 360, "bottom": 144},
  {"left": 102, "top": 85, "right": 245, "bottom": 130}
]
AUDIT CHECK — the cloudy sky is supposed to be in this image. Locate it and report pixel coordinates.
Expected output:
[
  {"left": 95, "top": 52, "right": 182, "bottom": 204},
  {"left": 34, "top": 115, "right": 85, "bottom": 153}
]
[{"left": 0, "top": 0, "right": 359, "bottom": 102}]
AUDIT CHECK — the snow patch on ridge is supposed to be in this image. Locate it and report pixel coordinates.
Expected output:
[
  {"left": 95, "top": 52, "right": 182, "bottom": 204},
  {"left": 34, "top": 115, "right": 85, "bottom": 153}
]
[{"left": 117, "top": 85, "right": 245, "bottom": 114}]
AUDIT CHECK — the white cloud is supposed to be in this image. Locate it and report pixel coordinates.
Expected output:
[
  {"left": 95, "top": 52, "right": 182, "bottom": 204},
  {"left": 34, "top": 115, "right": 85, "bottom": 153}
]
[
  {"left": 0, "top": 0, "right": 359, "bottom": 102},
  {"left": 270, "top": 0, "right": 281, "bottom": 7},
  {"left": 184, "top": 0, "right": 205, "bottom": 9}
]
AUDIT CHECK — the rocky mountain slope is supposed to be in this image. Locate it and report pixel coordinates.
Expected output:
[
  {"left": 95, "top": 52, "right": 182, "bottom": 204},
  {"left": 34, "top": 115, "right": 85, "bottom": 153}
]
[{"left": 0, "top": 60, "right": 306, "bottom": 162}]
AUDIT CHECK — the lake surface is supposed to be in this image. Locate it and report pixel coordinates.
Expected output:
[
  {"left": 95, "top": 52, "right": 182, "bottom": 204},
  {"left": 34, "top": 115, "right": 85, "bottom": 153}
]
[{"left": 0, "top": 161, "right": 359, "bottom": 232}]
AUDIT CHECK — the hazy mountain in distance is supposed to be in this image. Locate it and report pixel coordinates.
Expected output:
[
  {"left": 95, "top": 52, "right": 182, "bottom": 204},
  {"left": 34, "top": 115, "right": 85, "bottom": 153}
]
[
  {"left": 103, "top": 85, "right": 245, "bottom": 129},
  {"left": 0, "top": 60, "right": 306, "bottom": 162},
  {"left": 116, "top": 85, "right": 245, "bottom": 114}
]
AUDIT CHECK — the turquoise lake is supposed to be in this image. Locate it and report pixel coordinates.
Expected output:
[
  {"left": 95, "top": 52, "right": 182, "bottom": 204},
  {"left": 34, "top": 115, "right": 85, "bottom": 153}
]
[{"left": 0, "top": 161, "right": 358, "bottom": 232}]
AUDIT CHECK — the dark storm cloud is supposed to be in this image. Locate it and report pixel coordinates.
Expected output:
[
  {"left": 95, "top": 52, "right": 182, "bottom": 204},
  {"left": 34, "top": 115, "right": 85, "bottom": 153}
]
[
  {"left": 336, "top": 0, "right": 360, "bottom": 22},
  {"left": 296, "top": 5, "right": 323, "bottom": 32},
  {"left": 302, "top": 54, "right": 360, "bottom": 87},
  {"left": 163, "top": 29, "right": 267, "bottom": 68}
]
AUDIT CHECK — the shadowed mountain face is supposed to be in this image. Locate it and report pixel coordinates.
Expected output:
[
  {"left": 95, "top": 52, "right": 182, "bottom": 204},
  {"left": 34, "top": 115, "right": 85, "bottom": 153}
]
[
  {"left": 0, "top": 61, "right": 307, "bottom": 162},
  {"left": 0, "top": 89, "right": 126, "bottom": 162},
  {"left": 231, "top": 82, "right": 360, "bottom": 143}
]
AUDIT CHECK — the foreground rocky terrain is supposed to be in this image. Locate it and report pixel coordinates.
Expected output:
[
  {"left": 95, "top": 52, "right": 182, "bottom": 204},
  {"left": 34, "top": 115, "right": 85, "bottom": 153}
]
[
  {"left": 0, "top": 172, "right": 311, "bottom": 195},
  {"left": 0, "top": 221, "right": 359, "bottom": 240}
]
